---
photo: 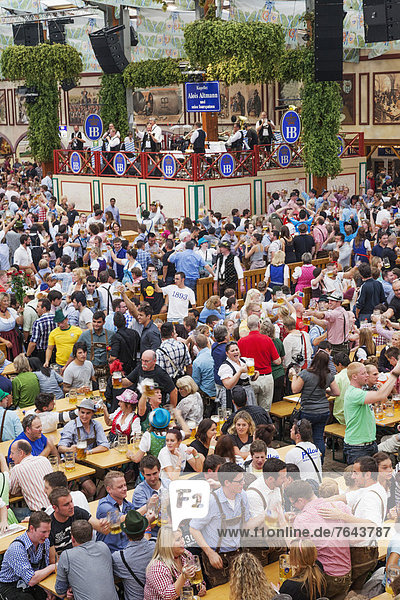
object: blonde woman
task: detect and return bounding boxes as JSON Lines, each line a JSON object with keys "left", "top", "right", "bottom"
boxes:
{"left": 176, "top": 376, "right": 203, "bottom": 426}
{"left": 241, "top": 289, "right": 263, "bottom": 320}
{"left": 280, "top": 539, "right": 326, "bottom": 600}
{"left": 230, "top": 552, "right": 275, "bottom": 600}
{"left": 353, "top": 327, "right": 376, "bottom": 362}
{"left": 89, "top": 247, "right": 107, "bottom": 279}
{"left": 228, "top": 410, "right": 256, "bottom": 459}
{"left": 66, "top": 267, "right": 86, "bottom": 300}
{"left": 199, "top": 295, "right": 225, "bottom": 324}
{"left": 12, "top": 353, "right": 40, "bottom": 408}
{"left": 144, "top": 526, "right": 206, "bottom": 600}
{"left": 264, "top": 250, "right": 290, "bottom": 288}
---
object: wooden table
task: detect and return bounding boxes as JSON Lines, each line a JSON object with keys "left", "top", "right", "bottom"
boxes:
{"left": 277, "top": 445, "right": 294, "bottom": 460}
{"left": 270, "top": 401, "right": 295, "bottom": 440}
{"left": 2, "top": 364, "right": 16, "bottom": 376}
{"left": 0, "top": 524, "right": 28, "bottom": 555}
{"left": 0, "top": 416, "right": 110, "bottom": 455}
{"left": 9, "top": 463, "right": 97, "bottom": 504}
{"left": 79, "top": 445, "right": 133, "bottom": 470}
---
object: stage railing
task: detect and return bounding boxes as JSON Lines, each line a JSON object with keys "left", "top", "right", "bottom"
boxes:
{"left": 54, "top": 133, "right": 364, "bottom": 181}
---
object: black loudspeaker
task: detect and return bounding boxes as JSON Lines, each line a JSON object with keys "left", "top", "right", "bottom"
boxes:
{"left": 363, "top": 0, "right": 400, "bottom": 42}
{"left": 12, "top": 23, "right": 44, "bottom": 46}
{"left": 89, "top": 25, "right": 129, "bottom": 74}
{"left": 314, "top": 0, "right": 343, "bottom": 82}
{"left": 130, "top": 25, "right": 138, "bottom": 47}
{"left": 48, "top": 19, "right": 73, "bottom": 45}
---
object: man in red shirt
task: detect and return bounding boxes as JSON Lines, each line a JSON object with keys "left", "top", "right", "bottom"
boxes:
{"left": 238, "top": 314, "right": 281, "bottom": 410}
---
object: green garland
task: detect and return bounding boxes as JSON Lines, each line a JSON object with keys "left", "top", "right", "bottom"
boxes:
{"left": 301, "top": 78, "right": 342, "bottom": 178}
{"left": 123, "top": 58, "right": 184, "bottom": 90}
{"left": 185, "top": 20, "right": 285, "bottom": 84}
{"left": 1, "top": 44, "right": 82, "bottom": 163}
{"left": 100, "top": 74, "right": 129, "bottom": 138}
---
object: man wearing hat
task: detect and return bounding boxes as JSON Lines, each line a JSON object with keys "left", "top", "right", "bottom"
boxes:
{"left": 214, "top": 241, "right": 244, "bottom": 296}
{"left": 112, "top": 510, "right": 155, "bottom": 600}
{"left": 44, "top": 309, "right": 82, "bottom": 368}
{"left": 306, "top": 291, "right": 350, "bottom": 357}
{"left": 58, "top": 399, "right": 109, "bottom": 498}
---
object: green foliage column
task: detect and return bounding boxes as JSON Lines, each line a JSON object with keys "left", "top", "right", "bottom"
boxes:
{"left": 1, "top": 44, "right": 82, "bottom": 163}
{"left": 100, "top": 74, "right": 129, "bottom": 138}
{"left": 301, "top": 79, "right": 342, "bottom": 179}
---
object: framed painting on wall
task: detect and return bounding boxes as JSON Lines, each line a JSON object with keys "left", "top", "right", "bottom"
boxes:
{"left": 68, "top": 86, "right": 101, "bottom": 126}
{"left": 374, "top": 73, "right": 400, "bottom": 124}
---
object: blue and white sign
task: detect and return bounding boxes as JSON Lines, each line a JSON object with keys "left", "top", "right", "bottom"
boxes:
{"left": 70, "top": 152, "right": 82, "bottom": 174}
{"left": 162, "top": 154, "right": 177, "bottom": 179}
{"left": 218, "top": 153, "right": 235, "bottom": 178}
{"left": 276, "top": 144, "right": 292, "bottom": 168}
{"left": 84, "top": 114, "right": 103, "bottom": 141}
{"left": 113, "top": 152, "right": 127, "bottom": 176}
{"left": 185, "top": 81, "right": 220, "bottom": 113}
{"left": 337, "top": 135, "right": 345, "bottom": 157}
{"left": 281, "top": 110, "right": 301, "bottom": 144}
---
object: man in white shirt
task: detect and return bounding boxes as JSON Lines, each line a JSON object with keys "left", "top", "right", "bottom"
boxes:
{"left": 160, "top": 272, "right": 196, "bottom": 324}
{"left": 285, "top": 419, "right": 322, "bottom": 483}
{"left": 71, "top": 291, "right": 93, "bottom": 330}
{"left": 44, "top": 470, "right": 91, "bottom": 514}
{"left": 318, "top": 455, "right": 386, "bottom": 592}
{"left": 63, "top": 341, "right": 95, "bottom": 393}
{"left": 41, "top": 173, "right": 53, "bottom": 192}
{"left": 226, "top": 123, "right": 244, "bottom": 150}
{"left": 246, "top": 457, "right": 287, "bottom": 518}
{"left": 13, "top": 233, "right": 36, "bottom": 273}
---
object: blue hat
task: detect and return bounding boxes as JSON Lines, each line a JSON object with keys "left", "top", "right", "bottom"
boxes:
{"left": 198, "top": 237, "right": 208, "bottom": 247}
{"left": 149, "top": 408, "right": 170, "bottom": 429}
{"left": 40, "top": 283, "right": 50, "bottom": 291}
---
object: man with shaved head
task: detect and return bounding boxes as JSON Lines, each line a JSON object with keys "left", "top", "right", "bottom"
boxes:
{"left": 343, "top": 360, "right": 400, "bottom": 464}
{"left": 121, "top": 349, "right": 177, "bottom": 406}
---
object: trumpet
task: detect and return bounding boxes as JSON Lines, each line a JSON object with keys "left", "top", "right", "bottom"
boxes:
{"left": 184, "top": 129, "right": 195, "bottom": 140}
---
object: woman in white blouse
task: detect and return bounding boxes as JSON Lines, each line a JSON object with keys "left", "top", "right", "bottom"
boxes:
{"left": 158, "top": 428, "right": 202, "bottom": 481}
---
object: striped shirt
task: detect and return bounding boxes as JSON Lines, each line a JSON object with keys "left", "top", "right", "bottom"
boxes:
{"left": 30, "top": 312, "right": 55, "bottom": 350}
{"left": 10, "top": 454, "right": 53, "bottom": 510}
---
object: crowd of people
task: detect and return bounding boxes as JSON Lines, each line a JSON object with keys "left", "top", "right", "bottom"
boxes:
{"left": 0, "top": 166, "right": 400, "bottom": 600}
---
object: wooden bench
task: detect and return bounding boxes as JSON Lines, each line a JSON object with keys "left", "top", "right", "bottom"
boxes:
{"left": 270, "top": 401, "right": 295, "bottom": 441}
{"left": 325, "top": 423, "right": 346, "bottom": 462}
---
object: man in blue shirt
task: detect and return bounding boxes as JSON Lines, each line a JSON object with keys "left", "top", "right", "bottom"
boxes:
{"left": 169, "top": 240, "right": 214, "bottom": 293}
{"left": 105, "top": 197, "right": 121, "bottom": 225}
{"left": 192, "top": 334, "right": 216, "bottom": 410}
{"left": 96, "top": 471, "right": 134, "bottom": 552}
{"left": 0, "top": 510, "right": 55, "bottom": 600}
{"left": 8, "top": 414, "right": 57, "bottom": 463}
{"left": 132, "top": 455, "right": 167, "bottom": 538}
{"left": 111, "top": 238, "right": 127, "bottom": 281}
{"left": 211, "top": 325, "right": 229, "bottom": 408}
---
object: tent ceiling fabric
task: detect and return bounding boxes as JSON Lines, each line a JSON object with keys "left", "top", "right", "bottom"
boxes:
{"left": 0, "top": 0, "right": 398, "bottom": 73}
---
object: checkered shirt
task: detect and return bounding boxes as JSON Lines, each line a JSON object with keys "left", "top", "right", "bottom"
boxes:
{"left": 30, "top": 313, "right": 55, "bottom": 350}
{"left": 156, "top": 338, "right": 191, "bottom": 378}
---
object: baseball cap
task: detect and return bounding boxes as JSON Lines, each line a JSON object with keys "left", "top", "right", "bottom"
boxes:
{"left": 326, "top": 291, "right": 343, "bottom": 302}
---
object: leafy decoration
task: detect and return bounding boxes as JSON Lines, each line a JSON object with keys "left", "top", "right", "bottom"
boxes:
{"left": 100, "top": 74, "right": 129, "bottom": 138}
{"left": 0, "top": 44, "right": 82, "bottom": 163}
{"left": 123, "top": 58, "right": 184, "bottom": 89}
